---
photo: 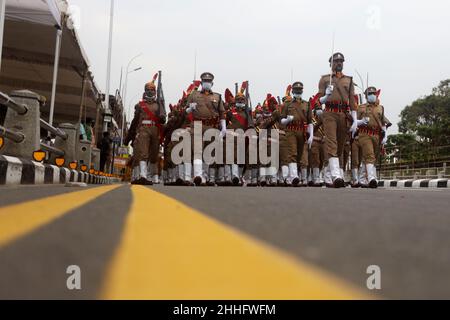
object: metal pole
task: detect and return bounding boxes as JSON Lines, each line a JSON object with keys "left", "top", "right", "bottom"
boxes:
{"left": 121, "top": 70, "right": 128, "bottom": 145}
{"left": 78, "top": 73, "right": 87, "bottom": 123}
{"left": 0, "top": 125, "right": 25, "bottom": 143}
{"left": 0, "top": 0, "right": 6, "bottom": 73}
{"left": 121, "top": 54, "right": 142, "bottom": 145}
{"left": 0, "top": 92, "right": 28, "bottom": 115}
{"left": 104, "top": 0, "right": 114, "bottom": 131}
{"left": 49, "top": 27, "right": 63, "bottom": 127}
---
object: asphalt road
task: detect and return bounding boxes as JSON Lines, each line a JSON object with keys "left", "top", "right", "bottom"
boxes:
{"left": 0, "top": 184, "right": 449, "bottom": 299}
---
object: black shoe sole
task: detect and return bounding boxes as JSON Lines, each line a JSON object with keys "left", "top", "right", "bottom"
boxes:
{"left": 193, "top": 177, "right": 202, "bottom": 186}
{"left": 369, "top": 180, "right": 378, "bottom": 189}
{"left": 333, "top": 179, "right": 345, "bottom": 188}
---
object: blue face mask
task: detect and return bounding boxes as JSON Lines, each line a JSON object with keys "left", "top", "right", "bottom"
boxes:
{"left": 367, "top": 94, "right": 377, "bottom": 104}
{"left": 235, "top": 103, "right": 246, "bottom": 109}
{"left": 293, "top": 93, "right": 302, "bottom": 100}
{"left": 202, "top": 82, "right": 213, "bottom": 91}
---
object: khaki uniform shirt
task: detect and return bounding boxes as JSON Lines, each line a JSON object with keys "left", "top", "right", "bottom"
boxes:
{"left": 358, "top": 103, "right": 386, "bottom": 130}
{"left": 186, "top": 90, "right": 225, "bottom": 120}
{"left": 318, "top": 73, "right": 357, "bottom": 111}
{"left": 281, "top": 99, "right": 312, "bottom": 125}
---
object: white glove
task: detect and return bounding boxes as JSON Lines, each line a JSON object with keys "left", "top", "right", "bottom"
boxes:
{"left": 319, "top": 85, "right": 334, "bottom": 104}
{"left": 357, "top": 118, "right": 369, "bottom": 127}
{"left": 325, "top": 85, "right": 334, "bottom": 96}
{"left": 220, "top": 119, "right": 227, "bottom": 138}
{"left": 315, "top": 109, "right": 323, "bottom": 117}
{"left": 186, "top": 102, "right": 197, "bottom": 114}
{"left": 349, "top": 111, "right": 358, "bottom": 138}
{"left": 307, "top": 123, "right": 314, "bottom": 149}
{"left": 381, "top": 126, "right": 388, "bottom": 145}
{"left": 280, "top": 115, "right": 294, "bottom": 126}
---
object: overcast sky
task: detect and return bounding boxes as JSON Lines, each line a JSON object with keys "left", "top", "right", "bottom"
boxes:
{"left": 68, "top": 0, "right": 450, "bottom": 133}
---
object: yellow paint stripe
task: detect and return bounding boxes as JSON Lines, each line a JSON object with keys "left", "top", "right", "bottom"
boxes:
{"left": 0, "top": 185, "right": 120, "bottom": 248}
{"left": 101, "top": 185, "right": 368, "bottom": 300}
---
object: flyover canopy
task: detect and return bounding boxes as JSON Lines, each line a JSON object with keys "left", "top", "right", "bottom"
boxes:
{"left": 0, "top": 0, "right": 102, "bottom": 126}
{"left": 4, "top": 0, "right": 61, "bottom": 27}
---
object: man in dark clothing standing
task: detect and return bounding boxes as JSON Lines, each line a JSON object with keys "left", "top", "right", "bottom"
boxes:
{"left": 99, "top": 131, "right": 112, "bottom": 172}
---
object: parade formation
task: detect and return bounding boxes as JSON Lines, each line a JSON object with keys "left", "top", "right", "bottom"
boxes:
{"left": 125, "top": 52, "right": 392, "bottom": 188}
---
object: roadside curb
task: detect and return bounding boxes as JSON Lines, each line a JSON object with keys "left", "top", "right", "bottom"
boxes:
{"left": 0, "top": 155, "right": 121, "bottom": 186}
{"left": 378, "top": 179, "right": 449, "bottom": 189}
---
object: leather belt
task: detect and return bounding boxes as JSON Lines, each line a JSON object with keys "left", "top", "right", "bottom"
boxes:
{"left": 359, "top": 127, "right": 380, "bottom": 136}
{"left": 194, "top": 118, "right": 219, "bottom": 127}
{"left": 325, "top": 102, "right": 350, "bottom": 113}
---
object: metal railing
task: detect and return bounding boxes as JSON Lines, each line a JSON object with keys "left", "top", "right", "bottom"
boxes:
{"left": 40, "top": 142, "right": 65, "bottom": 157}
{"left": 0, "top": 91, "right": 28, "bottom": 115}
{"left": 0, "top": 125, "right": 25, "bottom": 143}
{"left": 40, "top": 119, "right": 68, "bottom": 141}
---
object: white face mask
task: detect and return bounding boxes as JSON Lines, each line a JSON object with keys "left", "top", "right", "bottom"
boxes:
{"left": 367, "top": 94, "right": 377, "bottom": 104}
{"left": 293, "top": 93, "right": 302, "bottom": 100}
{"left": 235, "top": 103, "right": 246, "bottom": 109}
{"left": 202, "top": 82, "right": 213, "bottom": 91}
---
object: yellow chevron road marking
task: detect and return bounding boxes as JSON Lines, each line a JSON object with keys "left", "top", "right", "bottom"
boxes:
{"left": 0, "top": 185, "right": 120, "bottom": 248}
{"left": 101, "top": 185, "right": 367, "bottom": 300}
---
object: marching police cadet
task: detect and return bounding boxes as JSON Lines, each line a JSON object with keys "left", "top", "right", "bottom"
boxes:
{"left": 247, "top": 104, "right": 263, "bottom": 186}
{"left": 186, "top": 72, "right": 226, "bottom": 186}
{"left": 163, "top": 102, "right": 186, "bottom": 186}
{"left": 280, "top": 82, "right": 314, "bottom": 186}
{"left": 357, "top": 86, "right": 389, "bottom": 188}
{"left": 217, "top": 88, "right": 236, "bottom": 186}
{"left": 224, "top": 82, "right": 254, "bottom": 186}
{"left": 125, "top": 73, "right": 167, "bottom": 185}
{"left": 318, "top": 52, "right": 358, "bottom": 188}
{"left": 308, "top": 94, "right": 326, "bottom": 187}
{"left": 172, "top": 82, "right": 201, "bottom": 186}
{"left": 279, "top": 86, "right": 293, "bottom": 185}
{"left": 255, "top": 94, "right": 280, "bottom": 186}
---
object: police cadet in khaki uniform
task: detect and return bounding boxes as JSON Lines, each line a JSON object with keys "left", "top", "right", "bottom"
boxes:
{"left": 357, "top": 86, "right": 389, "bottom": 188}
{"left": 279, "top": 86, "right": 293, "bottom": 185}
{"left": 255, "top": 95, "right": 280, "bottom": 186}
{"left": 125, "top": 74, "right": 166, "bottom": 185}
{"left": 318, "top": 53, "right": 358, "bottom": 188}
{"left": 186, "top": 72, "right": 226, "bottom": 186}
{"left": 280, "top": 82, "right": 314, "bottom": 186}
{"left": 224, "top": 82, "right": 254, "bottom": 186}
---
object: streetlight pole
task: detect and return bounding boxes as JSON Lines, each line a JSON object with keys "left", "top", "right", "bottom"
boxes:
{"left": 104, "top": 0, "right": 114, "bottom": 132}
{"left": 120, "top": 67, "right": 141, "bottom": 145}
{"left": 121, "top": 53, "right": 142, "bottom": 145}
{"left": 0, "top": 0, "right": 6, "bottom": 73}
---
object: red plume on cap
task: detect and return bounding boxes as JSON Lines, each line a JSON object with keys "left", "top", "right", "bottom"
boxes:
{"left": 285, "top": 85, "right": 292, "bottom": 97}
{"left": 240, "top": 81, "right": 248, "bottom": 94}
{"left": 193, "top": 80, "right": 201, "bottom": 89}
{"left": 145, "top": 73, "right": 159, "bottom": 89}
{"left": 310, "top": 93, "right": 321, "bottom": 110}
{"left": 169, "top": 104, "right": 173, "bottom": 111}
{"left": 376, "top": 89, "right": 381, "bottom": 98}
{"left": 225, "top": 88, "right": 235, "bottom": 104}
{"left": 182, "top": 91, "right": 187, "bottom": 99}
{"left": 354, "top": 94, "right": 360, "bottom": 105}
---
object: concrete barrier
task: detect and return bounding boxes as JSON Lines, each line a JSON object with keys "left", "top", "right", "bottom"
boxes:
{"left": 0, "top": 155, "right": 121, "bottom": 186}
{"left": 379, "top": 179, "right": 449, "bottom": 189}
{"left": 0, "top": 90, "right": 40, "bottom": 159}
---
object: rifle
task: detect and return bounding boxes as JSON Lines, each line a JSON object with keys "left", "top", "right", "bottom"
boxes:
{"left": 157, "top": 70, "right": 166, "bottom": 119}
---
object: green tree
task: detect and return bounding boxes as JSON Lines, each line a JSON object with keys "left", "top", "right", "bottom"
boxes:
{"left": 398, "top": 80, "right": 450, "bottom": 147}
